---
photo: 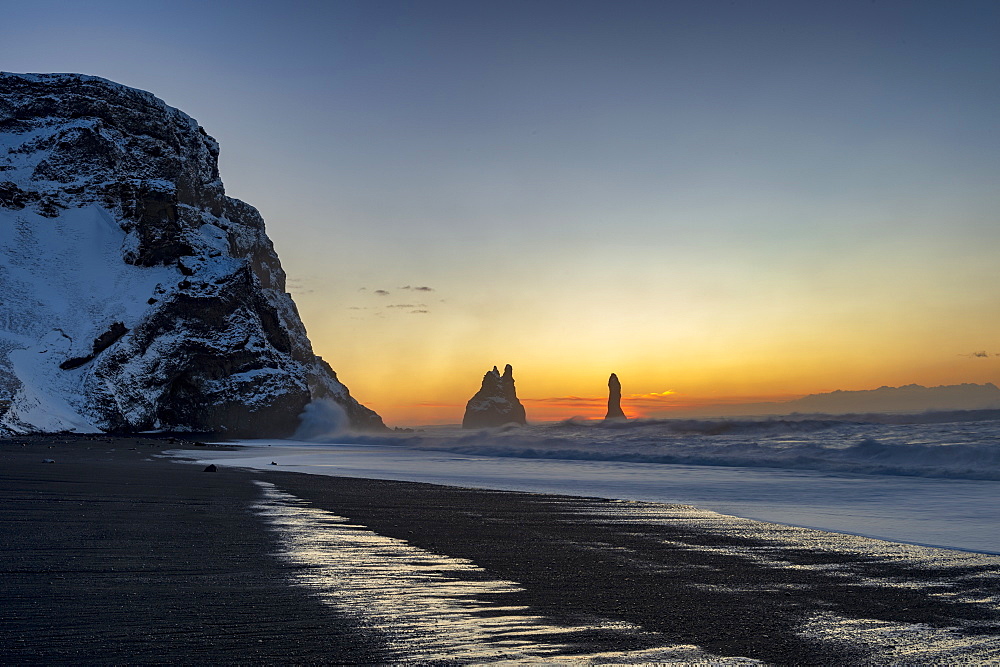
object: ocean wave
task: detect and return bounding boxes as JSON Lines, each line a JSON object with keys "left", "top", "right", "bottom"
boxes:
{"left": 311, "top": 414, "right": 1000, "bottom": 481}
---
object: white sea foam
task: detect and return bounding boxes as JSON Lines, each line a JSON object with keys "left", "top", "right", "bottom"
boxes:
{"left": 337, "top": 415, "right": 1000, "bottom": 481}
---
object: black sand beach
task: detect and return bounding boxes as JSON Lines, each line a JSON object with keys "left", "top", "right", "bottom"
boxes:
{"left": 3, "top": 435, "right": 1000, "bottom": 664}
{"left": 0, "top": 435, "right": 382, "bottom": 663}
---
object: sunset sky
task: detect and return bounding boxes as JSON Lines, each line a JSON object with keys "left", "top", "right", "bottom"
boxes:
{"left": 3, "top": 0, "right": 999, "bottom": 425}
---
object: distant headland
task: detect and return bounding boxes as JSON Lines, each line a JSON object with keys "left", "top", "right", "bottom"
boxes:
{"left": 649, "top": 383, "right": 1000, "bottom": 419}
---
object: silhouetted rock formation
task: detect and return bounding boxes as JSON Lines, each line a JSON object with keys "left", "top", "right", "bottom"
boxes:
{"left": 605, "top": 373, "right": 627, "bottom": 420}
{"left": 462, "top": 364, "right": 527, "bottom": 428}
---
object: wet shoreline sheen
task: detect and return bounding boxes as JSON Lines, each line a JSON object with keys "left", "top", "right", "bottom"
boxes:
{"left": 3, "top": 434, "right": 999, "bottom": 663}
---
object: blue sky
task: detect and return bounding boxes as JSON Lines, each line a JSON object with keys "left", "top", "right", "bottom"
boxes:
{"left": 3, "top": 0, "right": 999, "bottom": 423}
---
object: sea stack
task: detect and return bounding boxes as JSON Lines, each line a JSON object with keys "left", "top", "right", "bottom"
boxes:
{"left": 0, "top": 73, "right": 384, "bottom": 436}
{"left": 462, "top": 364, "right": 527, "bottom": 428}
{"left": 605, "top": 373, "right": 627, "bottom": 420}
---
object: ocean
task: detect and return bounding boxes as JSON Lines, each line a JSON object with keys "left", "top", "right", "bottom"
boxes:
{"left": 174, "top": 412, "right": 1000, "bottom": 554}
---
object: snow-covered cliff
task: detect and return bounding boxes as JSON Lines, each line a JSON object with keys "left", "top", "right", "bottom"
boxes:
{"left": 0, "top": 72, "right": 383, "bottom": 435}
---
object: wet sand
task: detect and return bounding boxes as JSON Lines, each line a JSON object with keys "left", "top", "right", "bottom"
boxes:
{"left": 0, "top": 435, "right": 382, "bottom": 663}
{"left": 3, "top": 435, "right": 1000, "bottom": 663}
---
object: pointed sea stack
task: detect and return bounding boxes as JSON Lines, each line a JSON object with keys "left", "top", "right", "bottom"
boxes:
{"left": 462, "top": 364, "right": 527, "bottom": 428}
{"left": 605, "top": 373, "right": 627, "bottom": 420}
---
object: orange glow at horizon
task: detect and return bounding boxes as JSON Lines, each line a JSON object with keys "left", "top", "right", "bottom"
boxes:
{"left": 366, "top": 391, "right": 814, "bottom": 426}
{"left": 299, "top": 237, "right": 1000, "bottom": 430}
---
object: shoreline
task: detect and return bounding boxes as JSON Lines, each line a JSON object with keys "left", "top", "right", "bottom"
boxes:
{"left": 3, "top": 434, "right": 1000, "bottom": 663}
{"left": 177, "top": 436, "right": 1000, "bottom": 555}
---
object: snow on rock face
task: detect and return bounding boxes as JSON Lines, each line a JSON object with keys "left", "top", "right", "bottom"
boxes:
{"left": 462, "top": 364, "right": 527, "bottom": 428}
{"left": 0, "top": 72, "right": 384, "bottom": 435}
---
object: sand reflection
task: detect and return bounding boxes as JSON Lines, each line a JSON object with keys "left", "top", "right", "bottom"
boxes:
{"left": 251, "top": 481, "right": 734, "bottom": 663}
{"left": 577, "top": 500, "right": 1000, "bottom": 662}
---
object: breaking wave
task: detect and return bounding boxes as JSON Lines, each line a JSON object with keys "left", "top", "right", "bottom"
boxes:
{"left": 330, "top": 413, "right": 1000, "bottom": 481}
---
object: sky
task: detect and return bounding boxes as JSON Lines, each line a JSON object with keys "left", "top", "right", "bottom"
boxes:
{"left": 2, "top": 0, "right": 999, "bottom": 425}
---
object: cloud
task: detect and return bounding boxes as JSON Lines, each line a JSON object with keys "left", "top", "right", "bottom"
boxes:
{"left": 401, "top": 285, "right": 434, "bottom": 291}
{"left": 384, "top": 303, "right": 429, "bottom": 312}
{"left": 522, "top": 392, "right": 679, "bottom": 411}
{"left": 374, "top": 289, "right": 390, "bottom": 296}
{"left": 522, "top": 396, "right": 606, "bottom": 408}
{"left": 622, "top": 392, "right": 681, "bottom": 409}
{"left": 962, "top": 351, "right": 996, "bottom": 358}
{"left": 629, "top": 391, "right": 677, "bottom": 399}
{"left": 625, "top": 397, "right": 680, "bottom": 408}
{"left": 285, "top": 278, "right": 315, "bottom": 295}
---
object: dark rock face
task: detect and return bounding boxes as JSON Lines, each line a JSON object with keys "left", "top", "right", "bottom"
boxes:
{"left": 0, "top": 72, "right": 384, "bottom": 436}
{"left": 59, "top": 322, "right": 129, "bottom": 370}
{"left": 605, "top": 373, "right": 627, "bottom": 421}
{"left": 462, "top": 364, "right": 527, "bottom": 428}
